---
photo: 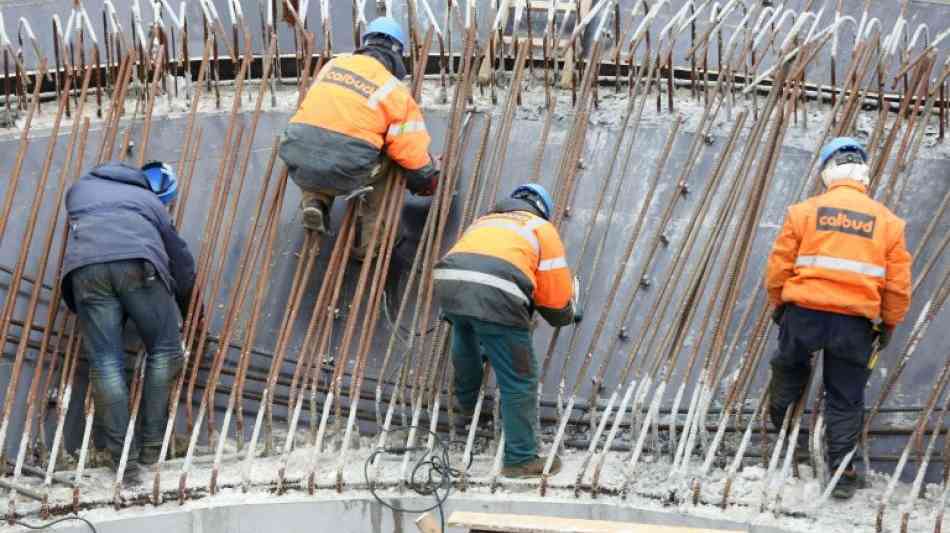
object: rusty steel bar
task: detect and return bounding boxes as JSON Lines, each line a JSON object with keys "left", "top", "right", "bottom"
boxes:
{"left": 177, "top": 119, "right": 251, "bottom": 499}
{"left": 182, "top": 44, "right": 254, "bottom": 428}
{"left": 0, "top": 70, "right": 79, "bottom": 465}
{"left": 862, "top": 268, "right": 950, "bottom": 471}
{"left": 387, "top": 27, "right": 479, "bottom": 480}
{"left": 135, "top": 44, "right": 166, "bottom": 166}
{"left": 208, "top": 148, "right": 283, "bottom": 495}
{"left": 174, "top": 35, "right": 213, "bottom": 180}
{"left": 183, "top": 121, "right": 247, "bottom": 431}
{"left": 0, "top": 59, "right": 46, "bottom": 249}
{"left": 294, "top": 209, "right": 359, "bottom": 491}
{"left": 204, "top": 37, "right": 279, "bottom": 438}
{"left": 237, "top": 176, "right": 291, "bottom": 495}
{"left": 334, "top": 178, "right": 407, "bottom": 490}
{"left": 8, "top": 112, "right": 90, "bottom": 517}
{"left": 539, "top": 114, "right": 683, "bottom": 496}
{"left": 36, "top": 320, "right": 81, "bottom": 520}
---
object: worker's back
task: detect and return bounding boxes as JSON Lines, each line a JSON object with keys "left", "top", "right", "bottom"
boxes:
{"left": 292, "top": 54, "right": 394, "bottom": 150}
{"left": 281, "top": 54, "right": 432, "bottom": 195}
{"left": 434, "top": 198, "right": 573, "bottom": 329}
{"left": 63, "top": 162, "right": 196, "bottom": 314}
{"left": 766, "top": 179, "right": 912, "bottom": 325}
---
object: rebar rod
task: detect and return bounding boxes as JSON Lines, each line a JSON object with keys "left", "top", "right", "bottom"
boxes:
{"left": 208, "top": 156, "right": 284, "bottom": 496}
{"left": 540, "top": 115, "right": 683, "bottom": 496}
{"left": 862, "top": 267, "right": 950, "bottom": 471}
{"left": 9, "top": 111, "right": 90, "bottom": 517}
{"left": 0, "top": 71, "right": 77, "bottom": 465}
{"left": 0, "top": 60, "right": 46, "bottom": 249}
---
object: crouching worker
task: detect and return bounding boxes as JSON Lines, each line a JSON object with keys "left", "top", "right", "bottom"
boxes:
{"left": 764, "top": 137, "right": 912, "bottom": 500}
{"left": 279, "top": 16, "right": 439, "bottom": 259}
{"left": 433, "top": 184, "right": 582, "bottom": 478}
{"left": 62, "top": 161, "right": 196, "bottom": 479}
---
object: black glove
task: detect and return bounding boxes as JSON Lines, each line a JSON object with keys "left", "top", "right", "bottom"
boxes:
{"left": 874, "top": 324, "right": 894, "bottom": 350}
{"left": 771, "top": 304, "right": 785, "bottom": 326}
{"left": 409, "top": 163, "right": 440, "bottom": 197}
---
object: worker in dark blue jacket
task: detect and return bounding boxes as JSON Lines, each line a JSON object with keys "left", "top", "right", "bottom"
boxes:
{"left": 62, "top": 161, "right": 196, "bottom": 475}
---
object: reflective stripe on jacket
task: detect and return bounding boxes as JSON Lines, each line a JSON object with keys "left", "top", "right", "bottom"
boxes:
{"left": 765, "top": 180, "right": 912, "bottom": 326}
{"left": 281, "top": 53, "right": 435, "bottom": 194}
{"left": 434, "top": 198, "right": 574, "bottom": 329}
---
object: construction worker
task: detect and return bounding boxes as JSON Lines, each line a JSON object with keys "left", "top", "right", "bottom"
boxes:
{"left": 433, "top": 184, "right": 581, "bottom": 478}
{"left": 279, "top": 16, "right": 439, "bottom": 258}
{"left": 62, "top": 161, "right": 196, "bottom": 479}
{"left": 765, "top": 137, "right": 912, "bottom": 500}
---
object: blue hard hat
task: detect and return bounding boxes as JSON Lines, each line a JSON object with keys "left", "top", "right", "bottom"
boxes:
{"left": 365, "top": 17, "right": 408, "bottom": 51}
{"left": 819, "top": 137, "right": 868, "bottom": 169}
{"left": 141, "top": 161, "right": 179, "bottom": 205}
{"left": 511, "top": 183, "right": 554, "bottom": 220}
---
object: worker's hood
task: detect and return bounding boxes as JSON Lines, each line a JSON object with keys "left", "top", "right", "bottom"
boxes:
{"left": 355, "top": 44, "right": 408, "bottom": 80}
{"left": 492, "top": 197, "right": 547, "bottom": 220}
{"left": 87, "top": 161, "right": 153, "bottom": 192}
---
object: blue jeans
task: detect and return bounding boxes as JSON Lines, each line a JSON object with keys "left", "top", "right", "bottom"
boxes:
{"left": 71, "top": 259, "right": 184, "bottom": 460}
{"left": 446, "top": 314, "right": 538, "bottom": 467}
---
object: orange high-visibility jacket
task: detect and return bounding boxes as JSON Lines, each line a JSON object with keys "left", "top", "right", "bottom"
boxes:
{"left": 280, "top": 53, "right": 436, "bottom": 193}
{"left": 765, "top": 180, "right": 912, "bottom": 326}
{"left": 434, "top": 199, "right": 575, "bottom": 329}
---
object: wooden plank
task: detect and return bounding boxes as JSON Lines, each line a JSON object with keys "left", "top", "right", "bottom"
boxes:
{"left": 528, "top": 1, "right": 577, "bottom": 10}
{"left": 448, "top": 511, "right": 744, "bottom": 533}
{"left": 502, "top": 36, "right": 570, "bottom": 48}
{"left": 415, "top": 512, "right": 442, "bottom": 533}
{"left": 558, "top": 0, "right": 592, "bottom": 88}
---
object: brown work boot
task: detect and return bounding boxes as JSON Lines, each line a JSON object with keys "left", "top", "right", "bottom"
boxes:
{"left": 300, "top": 192, "right": 329, "bottom": 233}
{"left": 501, "top": 455, "right": 561, "bottom": 479}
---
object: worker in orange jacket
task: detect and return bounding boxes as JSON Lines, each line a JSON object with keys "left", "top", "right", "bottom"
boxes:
{"left": 279, "top": 17, "right": 439, "bottom": 258}
{"left": 434, "top": 184, "right": 581, "bottom": 478}
{"left": 764, "top": 137, "right": 912, "bottom": 500}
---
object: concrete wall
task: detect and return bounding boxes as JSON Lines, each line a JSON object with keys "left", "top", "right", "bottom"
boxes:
{"left": 0, "top": 86, "right": 946, "bottom": 478}
{"left": 40, "top": 494, "right": 797, "bottom": 533}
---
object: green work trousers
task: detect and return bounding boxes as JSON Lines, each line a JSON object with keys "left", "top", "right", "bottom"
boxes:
{"left": 446, "top": 313, "right": 538, "bottom": 467}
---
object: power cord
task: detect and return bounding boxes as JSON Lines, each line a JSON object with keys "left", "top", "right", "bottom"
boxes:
{"left": 381, "top": 285, "right": 438, "bottom": 344}
{"left": 364, "top": 426, "right": 472, "bottom": 533}
{"left": 14, "top": 516, "right": 97, "bottom": 532}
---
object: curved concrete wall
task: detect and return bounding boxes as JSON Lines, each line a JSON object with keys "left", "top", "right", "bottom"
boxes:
{"left": 40, "top": 494, "right": 797, "bottom": 533}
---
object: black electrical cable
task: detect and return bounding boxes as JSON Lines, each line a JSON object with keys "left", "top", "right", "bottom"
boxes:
{"left": 14, "top": 516, "right": 97, "bottom": 533}
{"left": 381, "top": 291, "right": 438, "bottom": 343}
{"left": 364, "top": 426, "right": 472, "bottom": 533}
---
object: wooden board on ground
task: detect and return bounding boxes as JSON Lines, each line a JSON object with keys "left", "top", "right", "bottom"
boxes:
{"left": 447, "top": 511, "right": 745, "bottom": 533}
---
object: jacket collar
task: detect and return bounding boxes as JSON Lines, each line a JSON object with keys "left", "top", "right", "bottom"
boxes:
{"left": 354, "top": 45, "right": 408, "bottom": 80}
{"left": 492, "top": 197, "right": 547, "bottom": 219}
{"left": 88, "top": 161, "right": 152, "bottom": 191}
{"left": 827, "top": 179, "right": 868, "bottom": 194}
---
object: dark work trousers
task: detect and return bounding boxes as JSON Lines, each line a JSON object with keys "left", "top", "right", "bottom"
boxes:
{"left": 768, "top": 304, "right": 875, "bottom": 469}
{"left": 445, "top": 313, "right": 538, "bottom": 467}
{"left": 70, "top": 259, "right": 184, "bottom": 462}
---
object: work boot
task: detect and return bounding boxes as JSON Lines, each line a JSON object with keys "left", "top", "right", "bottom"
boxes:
{"left": 831, "top": 467, "right": 867, "bottom": 500}
{"left": 300, "top": 194, "right": 329, "bottom": 233}
{"left": 105, "top": 454, "right": 142, "bottom": 486}
{"left": 501, "top": 455, "right": 562, "bottom": 479}
{"left": 138, "top": 445, "right": 161, "bottom": 466}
